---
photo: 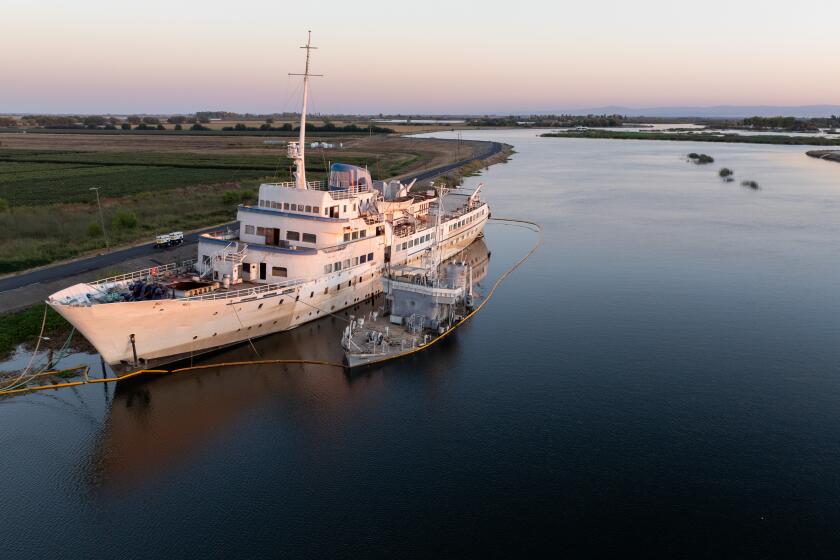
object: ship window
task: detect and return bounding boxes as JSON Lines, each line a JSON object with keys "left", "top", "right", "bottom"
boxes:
{"left": 324, "top": 264, "right": 332, "bottom": 274}
{"left": 245, "top": 225, "right": 255, "bottom": 235}
{"left": 290, "top": 203, "right": 298, "bottom": 211}
{"left": 284, "top": 202, "right": 290, "bottom": 210}
{"left": 305, "top": 205, "right": 312, "bottom": 213}
{"left": 343, "top": 259, "right": 351, "bottom": 269}
{"left": 401, "top": 242, "right": 407, "bottom": 250}
{"left": 313, "top": 206, "right": 319, "bottom": 214}
{"left": 334, "top": 261, "right": 342, "bottom": 271}
{"left": 353, "top": 257, "right": 359, "bottom": 266}
{"left": 272, "top": 201, "right": 280, "bottom": 209}
{"left": 202, "top": 255, "right": 211, "bottom": 265}
{"left": 359, "top": 229, "right": 366, "bottom": 238}
{"left": 343, "top": 233, "right": 351, "bottom": 242}
{"left": 302, "top": 233, "right": 316, "bottom": 243}
{"left": 367, "top": 252, "right": 373, "bottom": 261}
{"left": 360, "top": 254, "right": 367, "bottom": 263}
{"left": 343, "top": 205, "right": 347, "bottom": 213}
{"left": 257, "top": 226, "right": 266, "bottom": 236}
{"left": 286, "top": 231, "right": 300, "bottom": 241}
{"left": 352, "top": 231, "right": 359, "bottom": 240}
{"left": 272, "top": 267, "right": 287, "bottom": 277}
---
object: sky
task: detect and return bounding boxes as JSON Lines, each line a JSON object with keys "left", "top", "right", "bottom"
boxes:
{"left": 2, "top": 0, "right": 839, "bottom": 115}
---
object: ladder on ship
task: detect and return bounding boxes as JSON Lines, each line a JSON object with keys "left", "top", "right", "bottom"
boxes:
{"left": 200, "top": 242, "right": 248, "bottom": 278}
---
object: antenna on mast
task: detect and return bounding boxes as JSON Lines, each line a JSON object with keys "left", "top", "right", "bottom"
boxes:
{"left": 287, "top": 31, "right": 323, "bottom": 189}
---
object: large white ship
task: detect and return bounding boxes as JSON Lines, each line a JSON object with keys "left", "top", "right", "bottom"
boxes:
{"left": 47, "top": 33, "right": 490, "bottom": 367}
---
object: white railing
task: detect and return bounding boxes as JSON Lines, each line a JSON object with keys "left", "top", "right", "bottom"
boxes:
{"left": 384, "top": 278, "right": 463, "bottom": 299}
{"left": 91, "top": 261, "right": 193, "bottom": 286}
{"left": 182, "top": 278, "right": 307, "bottom": 301}
{"left": 264, "top": 180, "right": 371, "bottom": 200}
{"left": 264, "top": 180, "right": 324, "bottom": 189}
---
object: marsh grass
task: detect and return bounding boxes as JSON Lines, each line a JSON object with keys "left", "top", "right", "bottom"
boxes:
{"left": 0, "top": 305, "right": 69, "bottom": 358}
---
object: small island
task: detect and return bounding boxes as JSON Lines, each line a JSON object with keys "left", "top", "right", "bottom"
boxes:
{"left": 687, "top": 153, "right": 714, "bottom": 164}
{"left": 806, "top": 150, "right": 840, "bottom": 164}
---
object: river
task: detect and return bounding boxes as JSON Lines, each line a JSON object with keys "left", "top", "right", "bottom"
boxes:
{"left": 3, "top": 129, "right": 840, "bottom": 557}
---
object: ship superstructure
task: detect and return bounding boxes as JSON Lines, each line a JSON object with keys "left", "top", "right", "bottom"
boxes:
{"left": 47, "top": 33, "right": 489, "bottom": 367}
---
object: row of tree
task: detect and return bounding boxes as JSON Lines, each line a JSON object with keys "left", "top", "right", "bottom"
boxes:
{"left": 221, "top": 122, "right": 393, "bottom": 133}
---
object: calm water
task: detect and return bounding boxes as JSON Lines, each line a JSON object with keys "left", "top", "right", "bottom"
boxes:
{"left": 4, "top": 130, "right": 840, "bottom": 558}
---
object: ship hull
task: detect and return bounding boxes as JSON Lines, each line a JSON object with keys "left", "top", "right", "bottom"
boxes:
{"left": 49, "top": 224, "right": 484, "bottom": 366}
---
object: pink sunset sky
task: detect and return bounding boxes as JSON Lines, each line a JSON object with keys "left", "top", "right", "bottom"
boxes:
{"left": 2, "top": 0, "right": 839, "bottom": 114}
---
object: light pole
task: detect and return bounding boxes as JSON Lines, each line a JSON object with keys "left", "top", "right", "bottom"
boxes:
{"left": 90, "top": 187, "right": 109, "bottom": 249}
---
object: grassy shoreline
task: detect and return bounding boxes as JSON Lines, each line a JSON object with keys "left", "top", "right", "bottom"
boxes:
{"left": 541, "top": 130, "right": 840, "bottom": 146}
{"left": 0, "top": 305, "right": 74, "bottom": 359}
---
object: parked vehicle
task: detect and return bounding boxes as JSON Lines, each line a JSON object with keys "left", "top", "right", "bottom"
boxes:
{"left": 155, "top": 231, "right": 184, "bottom": 248}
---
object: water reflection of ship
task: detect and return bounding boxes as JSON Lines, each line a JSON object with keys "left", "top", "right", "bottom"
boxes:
{"left": 89, "top": 239, "right": 491, "bottom": 490}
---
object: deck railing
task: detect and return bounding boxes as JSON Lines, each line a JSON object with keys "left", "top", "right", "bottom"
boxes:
{"left": 90, "top": 261, "right": 194, "bottom": 286}
{"left": 263, "top": 180, "right": 370, "bottom": 200}
{"left": 182, "top": 278, "right": 307, "bottom": 301}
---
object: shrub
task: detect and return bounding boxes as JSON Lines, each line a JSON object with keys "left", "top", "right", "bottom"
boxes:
{"left": 719, "top": 168, "right": 733, "bottom": 178}
{"left": 87, "top": 222, "right": 103, "bottom": 237}
{"left": 174, "top": 124, "right": 182, "bottom": 131}
{"left": 112, "top": 209, "right": 138, "bottom": 229}
{"left": 741, "top": 180, "right": 760, "bottom": 190}
{"left": 0, "top": 198, "right": 9, "bottom": 213}
{"left": 222, "top": 189, "right": 257, "bottom": 205}
{"left": 222, "top": 191, "right": 241, "bottom": 204}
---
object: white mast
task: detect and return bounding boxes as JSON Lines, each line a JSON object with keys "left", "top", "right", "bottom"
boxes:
{"left": 288, "top": 31, "right": 322, "bottom": 189}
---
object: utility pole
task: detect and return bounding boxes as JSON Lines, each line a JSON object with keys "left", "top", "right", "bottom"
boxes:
{"left": 90, "top": 187, "right": 109, "bottom": 249}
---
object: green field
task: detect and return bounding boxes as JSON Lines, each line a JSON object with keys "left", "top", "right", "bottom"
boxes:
{"left": 0, "top": 148, "right": 420, "bottom": 273}
{"left": 0, "top": 150, "right": 405, "bottom": 205}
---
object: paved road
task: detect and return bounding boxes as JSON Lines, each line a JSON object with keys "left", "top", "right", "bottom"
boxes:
{"left": 0, "top": 139, "right": 503, "bottom": 295}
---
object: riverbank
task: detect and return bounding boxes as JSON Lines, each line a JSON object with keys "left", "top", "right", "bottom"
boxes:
{"left": 541, "top": 129, "right": 840, "bottom": 146}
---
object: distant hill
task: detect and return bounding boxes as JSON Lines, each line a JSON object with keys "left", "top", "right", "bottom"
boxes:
{"left": 558, "top": 105, "right": 840, "bottom": 118}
